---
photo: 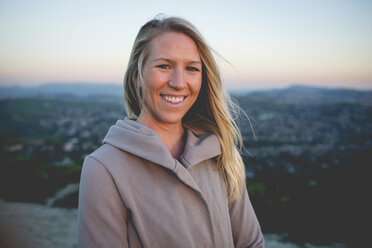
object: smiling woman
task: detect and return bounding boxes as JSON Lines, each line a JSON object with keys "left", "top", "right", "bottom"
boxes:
{"left": 78, "top": 15, "right": 264, "bottom": 248}
{"left": 138, "top": 32, "right": 202, "bottom": 143}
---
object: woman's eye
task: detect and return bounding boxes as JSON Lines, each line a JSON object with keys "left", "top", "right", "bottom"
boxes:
{"left": 156, "top": 64, "right": 171, "bottom": 69}
{"left": 187, "top": 66, "right": 200, "bottom": 72}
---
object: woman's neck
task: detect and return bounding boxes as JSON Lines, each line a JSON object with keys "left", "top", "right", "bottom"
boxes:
{"left": 161, "top": 128, "right": 186, "bottom": 161}
{"left": 137, "top": 115, "right": 186, "bottom": 160}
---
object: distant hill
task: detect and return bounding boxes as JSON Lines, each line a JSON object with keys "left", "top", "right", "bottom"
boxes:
{"left": 0, "top": 83, "right": 124, "bottom": 98}
{"left": 244, "top": 85, "right": 372, "bottom": 105}
{"left": 1, "top": 83, "right": 371, "bottom": 105}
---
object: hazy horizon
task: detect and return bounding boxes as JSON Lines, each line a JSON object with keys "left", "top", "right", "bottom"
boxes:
{"left": 2, "top": 81, "right": 371, "bottom": 93}
{"left": 1, "top": 0, "right": 371, "bottom": 90}
{"left": 1, "top": 80, "right": 372, "bottom": 91}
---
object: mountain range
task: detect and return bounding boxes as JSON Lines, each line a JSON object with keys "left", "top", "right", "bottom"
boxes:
{"left": 0, "top": 83, "right": 371, "bottom": 105}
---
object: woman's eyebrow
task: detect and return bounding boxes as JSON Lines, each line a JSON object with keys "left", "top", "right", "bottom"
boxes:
{"left": 153, "top": 58, "right": 174, "bottom": 63}
{"left": 153, "top": 57, "right": 201, "bottom": 64}
{"left": 188, "top": 60, "right": 202, "bottom": 65}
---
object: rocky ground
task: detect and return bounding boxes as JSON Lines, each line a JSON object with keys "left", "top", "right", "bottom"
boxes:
{"left": 0, "top": 199, "right": 346, "bottom": 248}
{"left": 0, "top": 199, "right": 78, "bottom": 248}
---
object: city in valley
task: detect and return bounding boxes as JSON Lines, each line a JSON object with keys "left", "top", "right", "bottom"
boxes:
{"left": 0, "top": 84, "right": 371, "bottom": 247}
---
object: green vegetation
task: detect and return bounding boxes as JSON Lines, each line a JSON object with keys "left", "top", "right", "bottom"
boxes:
{"left": 0, "top": 155, "right": 81, "bottom": 203}
{"left": 246, "top": 148, "right": 370, "bottom": 246}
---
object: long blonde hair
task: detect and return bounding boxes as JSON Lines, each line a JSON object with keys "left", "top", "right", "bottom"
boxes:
{"left": 124, "top": 16, "right": 245, "bottom": 202}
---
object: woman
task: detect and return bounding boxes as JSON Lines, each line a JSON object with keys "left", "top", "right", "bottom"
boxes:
{"left": 78, "top": 16, "right": 264, "bottom": 248}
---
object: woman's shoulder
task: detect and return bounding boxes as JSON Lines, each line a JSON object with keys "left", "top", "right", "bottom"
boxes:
{"left": 82, "top": 143, "right": 134, "bottom": 173}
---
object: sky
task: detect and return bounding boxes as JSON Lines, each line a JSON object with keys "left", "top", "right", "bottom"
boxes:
{"left": 0, "top": 0, "right": 371, "bottom": 90}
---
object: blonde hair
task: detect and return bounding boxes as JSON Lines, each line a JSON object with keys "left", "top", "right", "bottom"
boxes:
{"left": 124, "top": 15, "right": 245, "bottom": 202}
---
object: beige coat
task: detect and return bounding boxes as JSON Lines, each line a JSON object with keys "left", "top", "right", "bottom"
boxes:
{"left": 78, "top": 118, "right": 264, "bottom": 248}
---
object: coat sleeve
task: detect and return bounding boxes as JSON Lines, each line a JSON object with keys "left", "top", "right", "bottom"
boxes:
{"left": 78, "top": 156, "right": 129, "bottom": 248}
{"left": 229, "top": 182, "right": 265, "bottom": 248}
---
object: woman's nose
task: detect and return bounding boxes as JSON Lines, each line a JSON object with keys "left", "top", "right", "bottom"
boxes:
{"left": 168, "top": 68, "right": 186, "bottom": 89}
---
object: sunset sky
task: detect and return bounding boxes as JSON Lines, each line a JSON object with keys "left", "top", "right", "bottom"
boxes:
{"left": 1, "top": 0, "right": 371, "bottom": 90}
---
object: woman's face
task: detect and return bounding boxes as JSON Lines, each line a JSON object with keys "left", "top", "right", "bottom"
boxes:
{"left": 138, "top": 31, "right": 202, "bottom": 127}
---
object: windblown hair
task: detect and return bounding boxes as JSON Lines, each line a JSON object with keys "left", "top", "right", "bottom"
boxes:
{"left": 124, "top": 15, "right": 245, "bottom": 202}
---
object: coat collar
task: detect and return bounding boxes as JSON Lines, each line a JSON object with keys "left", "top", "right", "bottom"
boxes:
{"left": 103, "top": 118, "right": 221, "bottom": 170}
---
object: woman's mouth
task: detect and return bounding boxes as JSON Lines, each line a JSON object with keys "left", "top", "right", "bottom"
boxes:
{"left": 161, "top": 94, "right": 186, "bottom": 104}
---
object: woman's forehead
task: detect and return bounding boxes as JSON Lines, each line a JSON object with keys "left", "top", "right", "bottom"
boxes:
{"left": 147, "top": 32, "right": 201, "bottom": 62}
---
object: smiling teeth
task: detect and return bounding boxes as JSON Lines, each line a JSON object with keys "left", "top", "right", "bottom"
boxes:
{"left": 163, "top": 96, "right": 184, "bottom": 103}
